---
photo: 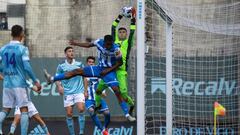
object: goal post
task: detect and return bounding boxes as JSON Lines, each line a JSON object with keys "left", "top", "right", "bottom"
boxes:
{"left": 136, "top": 0, "right": 146, "bottom": 135}
{"left": 137, "top": 0, "right": 173, "bottom": 134}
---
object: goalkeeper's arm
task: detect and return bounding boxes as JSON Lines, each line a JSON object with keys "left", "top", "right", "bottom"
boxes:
{"left": 128, "top": 12, "right": 136, "bottom": 47}
{"left": 112, "top": 14, "right": 123, "bottom": 41}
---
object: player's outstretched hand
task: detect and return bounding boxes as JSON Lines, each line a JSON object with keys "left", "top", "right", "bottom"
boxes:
{"left": 131, "top": 7, "right": 136, "bottom": 18}
{"left": 32, "top": 85, "right": 41, "bottom": 94}
{"left": 69, "top": 40, "right": 79, "bottom": 46}
{"left": 34, "top": 81, "right": 42, "bottom": 92}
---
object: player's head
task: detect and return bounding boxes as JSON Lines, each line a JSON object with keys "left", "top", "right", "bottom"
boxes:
{"left": 118, "top": 27, "right": 127, "bottom": 40}
{"left": 11, "top": 25, "right": 24, "bottom": 41}
{"left": 86, "top": 56, "right": 95, "bottom": 66}
{"left": 64, "top": 46, "right": 74, "bottom": 59}
{"left": 104, "top": 35, "right": 114, "bottom": 50}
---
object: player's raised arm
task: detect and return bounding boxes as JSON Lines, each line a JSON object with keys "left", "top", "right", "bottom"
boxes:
{"left": 128, "top": 7, "right": 136, "bottom": 47}
{"left": 112, "top": 14, "right": 123, "bottom": 41}
{"left": 69, "top": 40, "right": 94, "bottom": 48}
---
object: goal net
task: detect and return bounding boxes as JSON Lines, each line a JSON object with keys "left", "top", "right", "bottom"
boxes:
{"left": 143, "top": 0, "right": 240, "bottom": 134}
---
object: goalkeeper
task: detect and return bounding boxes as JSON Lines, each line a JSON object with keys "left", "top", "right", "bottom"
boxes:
{"left": 96, "top": 7, "right": 136, "bottom": 115}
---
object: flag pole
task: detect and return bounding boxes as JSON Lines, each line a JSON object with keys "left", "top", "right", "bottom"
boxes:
{"left": 214, "top": 109, "right": 217, "bottom": 135}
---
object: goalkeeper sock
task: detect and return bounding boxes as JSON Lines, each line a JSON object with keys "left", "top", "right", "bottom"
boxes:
{"left": 95, "top": 93, "right": 101, "bottom": 107}
{"left": 127, "top": 96, "right": 134, "bottom": 106}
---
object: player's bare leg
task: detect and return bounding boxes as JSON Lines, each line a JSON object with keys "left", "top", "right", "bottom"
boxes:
{"left": 32, "top": 114, "right": 50, "bottom": 135}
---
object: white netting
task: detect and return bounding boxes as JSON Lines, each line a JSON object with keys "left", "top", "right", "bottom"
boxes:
{"left": 145, "top": 0, "right": 240, "bottom": 134}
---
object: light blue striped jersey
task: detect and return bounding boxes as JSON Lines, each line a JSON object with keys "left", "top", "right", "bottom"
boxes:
{"left": 56, "top": 59, "right": 84, "bottom": 95}
{"left": 0, "top": 41, "right": 31, "bottom": 88}
{"left": 93, "top": 39, "right": 122, "bottom": 68}
{"left": 86, "top": 77, "right": 99, "bottom": 100}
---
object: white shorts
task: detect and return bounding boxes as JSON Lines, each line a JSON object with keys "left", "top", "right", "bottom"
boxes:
{"left": 3, "top": 88, "right": 29, "bottom": 108}
{"left": 14, "top": 101, "right": 38, "bottom": 118}
{"left": 64, "top": 93, "right": 85, "bottom": 107}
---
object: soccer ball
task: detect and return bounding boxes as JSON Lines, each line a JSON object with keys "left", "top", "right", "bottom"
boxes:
{"left": 122, "top": 6, "right": 133, "bottom": 18}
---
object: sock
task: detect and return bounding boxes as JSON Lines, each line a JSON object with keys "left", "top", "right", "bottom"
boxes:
{"left": 88, "top": 111, "right": 103, "bottom": 131}
{"left": 120, "top": 101, "right": 129, "bottom": 116}
{"left": 104, "top": 113, "right": 110, "bottom": 129}
{"left": 21, "top": 112, "right": 29, "bottom": 135}
{"left": 78, "top": 113, "right": 85, "bottom": 134}
{"left": 95, "top": 93, "right": 101, "bottom": 107}
{"left": 53, "top": 73, "right": 66, "bottom": 81}
{"left": 10, "top": 124, "right": 16, "bottom": 134}
{"left": 41, "top": 125, "right": 49, "bottom": 134}
{"left": 127, "top": 96, "right": 134, "bottom": 106}
{"left": 66, "top": 117, "right": 75, "bottom": 135}
{"left": 0, "top": 111, "right": 8, "bottom": 134}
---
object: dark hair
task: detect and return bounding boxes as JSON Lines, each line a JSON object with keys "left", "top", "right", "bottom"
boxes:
{"left": 104, "top": 35, "right": 113, "bottom": 42}
{"left": 11, "top": 25, "right": 23, "bottom": 37}
{"left": 118, "top": 27, "right": 127, "bottom": 32}
{"left": 86, "top": 56, "right": 95, "bottom": 62}
{"left": 64, "top": 46, "right": 73, "bottom": 53}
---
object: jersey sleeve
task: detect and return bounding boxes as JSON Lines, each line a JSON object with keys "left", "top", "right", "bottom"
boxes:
{"left": 26, "top": 80, "right": 34, "bottom": 89}
{"left": 0, "top": 48, "right": 3, "bottom": 62}
{"left": 112, "top": 15, "right": 123, "bottom": 41}
{"left": 128, "top": 17, "right": 136, "bottom": 47}
{"left": 22, "top": 47, "right": 30, "bottom": 61}
{"left": 77, "top": 62, "right": 84, "bottom": 68}
{"left": 93, "top": 39, "right": 101, "bottom": 47}
{"left": 55, "top": 65, "right": 63, "bottom": 75}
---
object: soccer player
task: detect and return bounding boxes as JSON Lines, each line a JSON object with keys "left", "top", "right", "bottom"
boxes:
{"left": 55, "top": 46, "right": 85, "bottom": 135}
{"left": 0, "top": 74, "right": 50, "bottom": 135}
{"left": 97, "top": 7, "right": 136, "bottom": 115}
{"left": 84, "top": 56, "right": 110, "bottom": 135}
{"left": 8, "top": 80, "right": 50, "bottom": 135}
{"left": 44, "top": 35, "right": 135, "bottom": 121}
{"left": 0, "top": 25, "right": 41, "bottom": 135}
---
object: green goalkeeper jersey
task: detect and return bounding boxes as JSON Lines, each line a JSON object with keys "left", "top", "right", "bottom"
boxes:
{"left": 112, "top": 16, "right": 136, "bottom": 71}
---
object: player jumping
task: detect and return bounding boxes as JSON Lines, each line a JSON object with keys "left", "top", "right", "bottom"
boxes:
{"left": 97, "top": 6, "right": 136, "bottom": 116}
{"left": 55, "top": 46, "right": 85, "bottom": 135}
{"left": 44, "top": 35, "right": 135, "bottom": 121}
